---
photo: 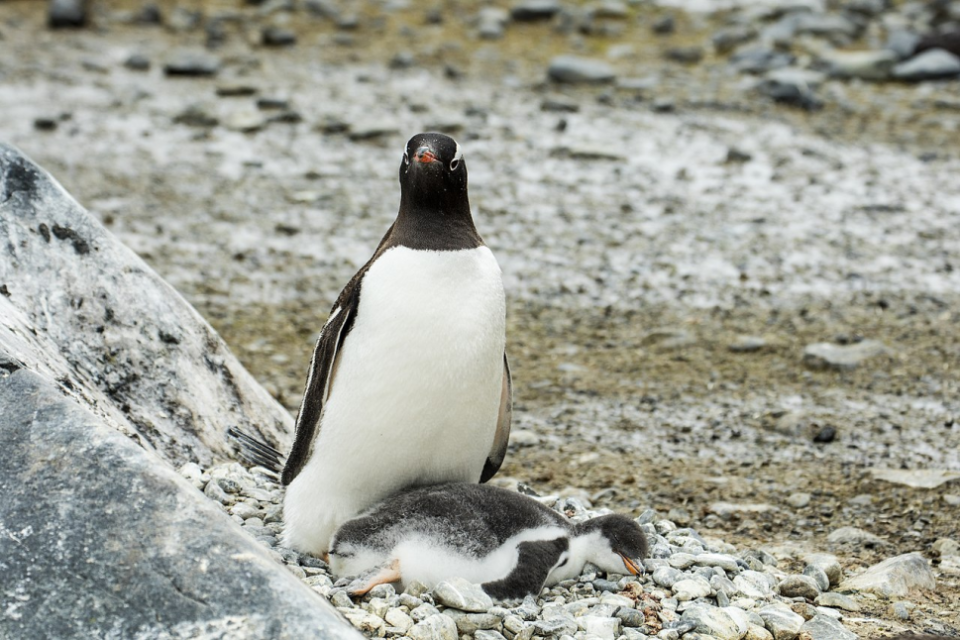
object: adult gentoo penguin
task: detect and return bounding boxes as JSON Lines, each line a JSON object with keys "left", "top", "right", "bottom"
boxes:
{"left": 328, "top": 483, "right": 649, "bottom": 600}
{"left": 282, "top": 133, "right": 512, "bottom": 556}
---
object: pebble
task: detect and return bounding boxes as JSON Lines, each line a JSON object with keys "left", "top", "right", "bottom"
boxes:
{"left": 826, "top": 526, "right": 885, "bottom": 549}
{"left": 49, "top": 0, "right": 87, "bottom": 28}
{"left": 803, "top": 554, "right": 842, "bottom": 587}
{"left": 824, "top": 50, "right": 898, "bottom": 80}
{"left": 547, "top": 56, "right": 616, "bottom": 84}
{"left": 664, "top": 47, "right": 704, "bottom": 64}
{"left": 347, "top": 121, "right": 401, "bottom": 141}
{"left": 681, "top": 605, "right": 744, "bottom": 639}
{"left": 814, "top": 591, "right": 859, "bottom": 612}
{"left": 164, "top": 51, "right": 220, "bottom": 77}
{"left": 475, "top": 631, "right": 508, "bottom": 640}
{"left": 758, "top": 604, "right": 804, "bottom": 640}
{"left": 801, "top": 565, "right": 829, "bottom": 592}
{"left": 261, "top": 26, "right": 296, "bottom": 46}
{"left": 409, "top": 614, "right": 459, "bottom": 640}
{"left": 803, "top": 340, "right": 891, "bottom": 370}
{"left": 478, "top": 7, "right": 509, "bottom": 40}
{"left": 838, "top": 552, "right": 936, "bottom": 598}
{"left": 756, "top": 68, "right": 824, "bottom": 110}
{"left": 432, "top": 577, "right": 493, "bottom": 612}
{"left": 777, "top": 575, "right": 821, "bottom": 600}
{"left": 803, "top": 613, "right": 858, "bottom": 640}
{"left": 893, "top": 48, "right": 960, "bottom": 81}
{"left": 124, "top": 54, "right": 151, "bottom": 71}
{"left": 728, "top": 336, "right": 766, "bottom": 353}
{"left": 731, "top": 47, "right": 795, "bottom": 74}
{"left": 785, "top": 492, "right": 810, "bottom": 509}
{"left": 511, "top": 0, "right": 562, "bottom": 22}
{"left": 672, "top": 577, "right": 712, "bottom": 601}
{"left": 651, "top": 14, "right": 675, "bottom": 34}
{"left": 443, "top": 610, "right": 502, "bottom": 634}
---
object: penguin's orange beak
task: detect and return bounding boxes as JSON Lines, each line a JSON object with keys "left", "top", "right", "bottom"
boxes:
{"left": 619, "top": 554, "right": 642, "bottom": 576}
{"left": 416, "top": 147, "right": 438, "bottom": 163}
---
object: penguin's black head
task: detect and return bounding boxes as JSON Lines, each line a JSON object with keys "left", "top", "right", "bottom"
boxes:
{"left": 399, "top": 132, "right": 467, "bottom": 200}
{"left": 576, "top": 514, "right": 649, "bottom": 576}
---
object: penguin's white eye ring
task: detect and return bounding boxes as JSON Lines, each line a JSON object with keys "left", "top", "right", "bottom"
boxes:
{"left": 449, "top": 158, "right": 460, "bottom": 171}
{"left": 403, "top": 151, "right": 410, "bottom": 165}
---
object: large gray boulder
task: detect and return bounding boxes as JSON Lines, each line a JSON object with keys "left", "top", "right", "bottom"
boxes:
{"left": 0, "top": 142, "right": 291, "bottom": 468}
{"left": 0, "top": 362, "right": 358, "bottom": 639}
{"left": 0, "top": 143, "right": 356, "bottom": 637}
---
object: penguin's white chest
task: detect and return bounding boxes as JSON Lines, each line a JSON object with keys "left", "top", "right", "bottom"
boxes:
{"left": 283, "top": 246, "right": 506, "bottom": 553}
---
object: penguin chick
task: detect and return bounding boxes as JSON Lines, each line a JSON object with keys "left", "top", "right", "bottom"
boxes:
{"left": 328, "top": 483, "right": 649, "bottom": 600}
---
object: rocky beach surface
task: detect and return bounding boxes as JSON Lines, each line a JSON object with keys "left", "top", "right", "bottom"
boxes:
{"left": 1, "top": 0, "right": 959, "bottom": 637}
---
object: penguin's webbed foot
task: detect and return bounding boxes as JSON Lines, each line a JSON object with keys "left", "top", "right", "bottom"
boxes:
{"left": 346, "top": 559, "right": 402, "bottom": 597}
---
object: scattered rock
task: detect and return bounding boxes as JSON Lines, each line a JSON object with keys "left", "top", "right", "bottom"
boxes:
{"left": 163, "top": 51, "right": 221, "bottom": 77}
{"left": 756, "top": 68, "right": 824, "bottom": 110}
{"left": 681, "top": 604, "right": 745, "bottom": 639}
{"left": 216, "top": 83, "right": 259, "bottom": 97}
{"left": 651, "top": 14, "right": 675, "bottom": 34}
{"left": 803, "top": 554, "right": 842, "bottom": 587}
{"left": 124, "top": 53, "right": 151, "bottom": 71}
{"left": 553, "top": 144, "right": 625, "bottom": 161}
{"left": 815, "top": 591, "right": 860, "bottom": 612}
{"left": 885, "top": 29, "right": 921, "bottom": 60}
{"left": 224, "top": 109, "right": 267, "bottom": 132}
{"left": 547, "top": 56, "right": 616, "bottom": 84}
{"left": 729, "top": 335, "right": 766, "bottom": 352}
{"left": 778, "top": 575, "right": 821, "bottom": 600}
{"left": 932, "top": 538, "right": 960, "bottom": 558}
{"left": 709, "top": 502, "right": 775, "bottom": 519}
{"left": 870, "top": 468, "right": 960, "bottom": 489}
{"left": 665, "top": 46, "right": 704, "bottom": 64}
{"left": 511, "top": 0, "right": 562, "bottom": 22}
{"left": 432, "top": 577, "right": 493, "bottom": 613}
{"left": 713, "top": 26, "right": 756, "bottom": 54}
{"left": 672, "top": 577, "right": 712, "bottom": 601}
{"left": 892, "top": 48, "right": 960, "bottom": 81}
{"left": 827, "top": 526, "right": 885, "bottom": 548}
{"left": 824, "top": 50, "right": 898, "bottom": 80}
{"left": 758, "top": 604, "right": 804, "bottom": 640}
{"left": 49, "top": 0, "right": 87, "bottom": 28}
{"left": 478, "top": 7, "right": 509, "bottom": 40}
{"left": 33, "top": 117, "right": 58, "bottom": 131}
{"left": 839, "top": 553, "right": 936, "bottom": 598}
{"left": 800, "top": 614, "right": 858, "bottom": 640}
{"left": 408, "top": 614, "right": 459, "bottom": 640}
{"left": 792, "top": 13, "right": 859, "bottom": 39}
{"left": 261, "top": 26, "right": 297, "bottom": 46}
{"left": 731, "top": 47, "right": 795, "bottom": 74}
{"left": 348, "top": 121, "right": 401, "bottom": 140}
{"left": 785, "top": 492, "right": 811, "bottom": 508}
{"left": 802, "top": 340, "right": 890, "bottom": 370}
{"left": 173, "top": 104, "right": 220, "bottom": 127}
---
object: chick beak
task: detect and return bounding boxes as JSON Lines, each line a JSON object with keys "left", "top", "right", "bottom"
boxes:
{"left": 619, "top": 553, "right": 642, "bottom": 576}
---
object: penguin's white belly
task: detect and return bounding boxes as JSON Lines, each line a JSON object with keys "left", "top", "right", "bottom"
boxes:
{"left": 284, "top": 246, "right": 506, "bottom": 554}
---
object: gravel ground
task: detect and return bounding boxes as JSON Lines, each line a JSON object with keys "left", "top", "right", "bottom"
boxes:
{"left": 1, "top": 0, "right": 959, "bottom": 637}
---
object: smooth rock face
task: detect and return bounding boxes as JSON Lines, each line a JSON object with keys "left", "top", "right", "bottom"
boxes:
{"left": 0, "top": 367, "right": 358, "bottom": 640}
{"left": 778, "top": 575, "right": 821, "bottom": 600}
{"left": 839, "top": 552, "right": 937, "bottom": 598}
{"left": 825, "top": 49, "right": 898, "bottom": 79}
{"left": 547, "top": 56, "right": 617, "bottom": 84}
{"left": 0, "top": 143, "right": 292, "bottom": 468}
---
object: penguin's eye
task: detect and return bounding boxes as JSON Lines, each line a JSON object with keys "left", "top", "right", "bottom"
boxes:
{"left": 449, "top": 158, "right": 460, "bottom": 171}
{"left": 403, "top": 151, "right": 410, "bottom": 165}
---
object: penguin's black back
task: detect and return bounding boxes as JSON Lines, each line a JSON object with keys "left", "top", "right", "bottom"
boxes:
{"left": 331, "top": 484, "right": 569, "bottom": 558}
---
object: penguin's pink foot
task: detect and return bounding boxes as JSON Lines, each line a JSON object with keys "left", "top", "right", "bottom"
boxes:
{"left": 347, "top": 559, "right": 401, "bottom": 597}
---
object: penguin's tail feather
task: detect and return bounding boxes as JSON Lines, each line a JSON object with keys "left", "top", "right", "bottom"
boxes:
{"left": 226, "top": 426, "right": 285, "bottom": 477}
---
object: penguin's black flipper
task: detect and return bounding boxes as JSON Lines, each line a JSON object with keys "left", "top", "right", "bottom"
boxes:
{"left": 480, "top": 354, "right": 512, "bottom": 483}
{"left": 226, "top": 426, "right": 285, "bottom": 476}
{"left": 482, "top": 537, "right": 569, "bottom": 600}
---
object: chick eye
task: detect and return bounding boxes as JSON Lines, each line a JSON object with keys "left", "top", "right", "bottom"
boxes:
{"left": 449, "top": 158, "right": 460, "bottom": 171}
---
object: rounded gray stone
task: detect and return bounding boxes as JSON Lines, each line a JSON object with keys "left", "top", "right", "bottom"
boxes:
{"left": 778, "top": 574, "right": 821, "bottom": 600}
{"left": 547, "top": 56, "right": 616, "bottom": 84}
{"left": 432, "top": 577, "right": 493, "bottom": 612}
